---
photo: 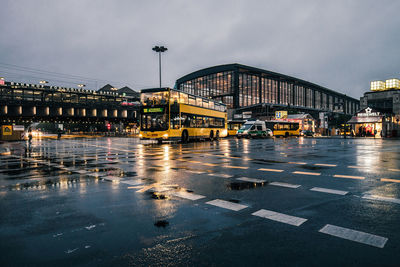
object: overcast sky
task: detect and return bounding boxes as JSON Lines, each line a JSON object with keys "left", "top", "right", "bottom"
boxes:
{"left": 1, "top": 0, "right": 399, "bottom": 98}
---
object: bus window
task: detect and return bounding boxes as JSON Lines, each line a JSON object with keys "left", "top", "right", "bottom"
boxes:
{"left": 196, "top": 97, "right": 203, "bottom": 107}
{"left": 180, "top": 92, "right": 188, "bottom": 104}
{"left": 209, "top": 101, "right": 214, "bottom": 110}
{"left": 203, "top": 99, "right": 209, "bottom": 108}
{"left": 170, "top": 90, "right": 179, "bottom": 104}
{"left": 189, "top": 96, "right": 196, "bottom": 106}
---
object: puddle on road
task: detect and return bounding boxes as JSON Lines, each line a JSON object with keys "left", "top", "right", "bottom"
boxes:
{"left": 228, "top": 181, "right": 266, "bottom": 190}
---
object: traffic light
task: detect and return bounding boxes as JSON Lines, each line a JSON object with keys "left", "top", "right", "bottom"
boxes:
{"left": 106, "top": 123, "right": 111, "bottom": 130}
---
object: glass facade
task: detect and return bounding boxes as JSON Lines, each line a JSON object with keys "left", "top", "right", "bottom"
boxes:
{"left": 179, "top": 71, "right": 234, "bottom": 108}
{"left": 177, "top": 64, "right": 360, "bottom": 115}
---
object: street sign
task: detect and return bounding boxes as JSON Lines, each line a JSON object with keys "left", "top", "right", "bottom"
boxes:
{"left": 2, "top": 125, "right": 12, "bottom": 136}
{"left": 275, "top": 111, "right": 287, "bottom": 119}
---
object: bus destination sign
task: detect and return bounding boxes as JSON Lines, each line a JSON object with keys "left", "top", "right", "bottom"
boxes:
{"left": 143, "top": 107, "right": 164, "bottom": 113}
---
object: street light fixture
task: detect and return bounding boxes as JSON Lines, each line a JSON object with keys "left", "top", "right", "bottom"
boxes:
{"left": 39, "top": 80, "right": 49, "bottom": 84}
{"left": 152, "top": 45, "right": 168, "bottom": 89}
{"left": 77, "top": 84, "right": 86, "bottom": 88}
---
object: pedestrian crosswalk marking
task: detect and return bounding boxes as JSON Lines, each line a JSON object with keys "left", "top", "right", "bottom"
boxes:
{"left": 252, "top": 209, "right": 307, "bottom": 226}
{"left": 206, "top": 199, "right": 248, "bottom": 211}
{"left": 319, "top": 224, "right": 388, "bottom": 248}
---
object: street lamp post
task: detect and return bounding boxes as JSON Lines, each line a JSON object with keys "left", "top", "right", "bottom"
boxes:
{"left": 152, "top": 45, "right": 168, "bottom": 88}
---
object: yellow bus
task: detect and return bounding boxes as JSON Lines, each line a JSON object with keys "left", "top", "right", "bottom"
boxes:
{"left": 139, "top": 87, "right": 227, "bottom": 143}
{"left": 266, "top": 121, "right": 300, "bottom": 137}
{"left": 227, "top": 120, "right": 245, "bottom": 136}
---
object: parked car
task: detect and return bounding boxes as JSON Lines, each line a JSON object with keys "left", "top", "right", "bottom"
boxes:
{"left": 301, "top": 130, "right": 315, "bottom": 137}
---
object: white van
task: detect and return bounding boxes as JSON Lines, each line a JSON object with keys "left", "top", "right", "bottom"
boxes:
{"left": 236, "top": 120, "right": 273, "bottom": 138}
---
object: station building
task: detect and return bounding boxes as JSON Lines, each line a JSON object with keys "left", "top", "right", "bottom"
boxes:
{"left": 176, "top": 64, "right": 360, "bottom": 121}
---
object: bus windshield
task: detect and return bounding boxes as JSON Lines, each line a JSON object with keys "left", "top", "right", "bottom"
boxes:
{"left": 141, "top": 110, "right": 168, "bottom": 131}
{"left": 141, "top": 91, "right": 169, "bottom": 106}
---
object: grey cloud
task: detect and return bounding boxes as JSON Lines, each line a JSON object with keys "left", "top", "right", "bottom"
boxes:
{"left": 1, "top": 0, "right": 399, "bottom": 98}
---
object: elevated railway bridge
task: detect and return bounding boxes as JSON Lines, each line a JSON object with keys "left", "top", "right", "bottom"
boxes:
{"left": 0, "top": 81, "right": 139, "bottom": 127}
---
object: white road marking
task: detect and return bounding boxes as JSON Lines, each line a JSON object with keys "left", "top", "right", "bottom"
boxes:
{"left": 258, "top": 168, "right": 284, "bottom": 172}
{"left": 172, "top": 191, "right": 206, "bottom": 201}
{"left": 252, "top": 209, "right": 307, "bottom": 226}
{"left": 237, "top": 177, "right": 266, "bottom": 183}
{"left": 381, "top": 178, "right": 400, "bottom": 183}
{"left": 207, "top": 173, "right": 232, "bottom": 178}
{"left": 75, "top": 170, "right": 88, "bottom": 174}
{"left": 224, "top": 165, "right": 248, "bottom": 169}
{"left": 388, "top": 168, "right": 400, "bottom": 172}
{"left": 206, "top": 199, "right": 248, "bottom": 211}
{"left": 288, "top": 162, "right": 307, "bottom": 165}
{"left": 269, "top": 182, "right": 301, "bottom": 188}
{"left": 120, "top": 180, "right": 143, "bottom": 186}
{"left": 319, "top": 224, "right": 388, "bottom": 248}
{"left": 333, "top": 174, "right": 364, "bottom": 180}
{"left": 310, "top": 187, "right": 348, "bottom": 195}
{"left": 292, "top": 171, "right": 321, "bottom": 176}
{"left": 348, "top": 166, "right": 369, "bottom": 169}
{"left": 186, "top": 170, "right": 206, "bottom": 174}
{"left": 315, "top": 163, "right": 337, "bottom": 167}
{"left": 103, "top": 176, "right": 121, "bottom": 182}
{"left": 362, "top": 194, "right": 400, "bottom": 205}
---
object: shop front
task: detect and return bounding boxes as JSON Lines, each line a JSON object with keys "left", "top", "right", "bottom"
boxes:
{"left": 347, "top": 107, "right": 384, "bottom": 137}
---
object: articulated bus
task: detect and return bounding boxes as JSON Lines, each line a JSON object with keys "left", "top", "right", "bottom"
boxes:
{"left": 265, "top": 121, "right": 300, "bottom": 137}
{"left": 139, "top": 87, "right": 227, "bottom": 143}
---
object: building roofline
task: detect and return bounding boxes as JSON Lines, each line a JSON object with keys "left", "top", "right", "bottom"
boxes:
{"left": 176, "top": 63, "right": 359, "bottom": 102}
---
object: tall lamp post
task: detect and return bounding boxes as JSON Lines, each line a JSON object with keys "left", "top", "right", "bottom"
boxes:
{"left": 152, "top": 45, "right": 168, "bottom": 88}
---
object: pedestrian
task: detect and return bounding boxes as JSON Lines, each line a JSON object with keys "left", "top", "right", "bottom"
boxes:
{"left": 28, "top": 127, "right": 33, "bottom": 145}
{"left": 57, "top": 128, "right": 62, "bottom": 140}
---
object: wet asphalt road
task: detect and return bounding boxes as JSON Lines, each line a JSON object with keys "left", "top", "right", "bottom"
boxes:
{"left": 1, "top": 137, "right": 400, "bottom": 266}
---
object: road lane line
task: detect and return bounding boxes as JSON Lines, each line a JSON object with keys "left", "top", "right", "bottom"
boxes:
{"left": 348, "top": 166, "right": 369, "bottom": 169}
{"left": 362, "top": 194, "right": 400, "bottom": 204}
{"left": 288, "top": 162, "right": 307, "bottom": 165}
{"left": 186, "top": 170, "right": 206, "bottom": 174}
{"left": 252, "top": 209, "right": 307, "bottom": 226}
{"left": 319, "top": 224, "right": 388, "bottom": 248}
{"left": 388, "top": 168, "right": 400, "bottom": 172}
{"left": 269, "top": 182, "right": 301, "bottom": 188}
{"left": 207, "top": 173, "right": 232, "bottom": 178}
{"left": 224, "top": 165, "right": 248, "bottom": 169}
{"left": 333, "top": 174, "right": 364, "bottom": 180}
{"left": 258, "top": 168, "right": 284, "bottom": 172}
{"left": 310, "top": 187, "right": 348, "bottom": 195}
{"left": 206, "top": 199, "right": 248, "bottom": 211}
{"left": 172, "top": 191, "right": 206, "bottom": 201}
{"left": 136, "top": 184, "right": 157, "bottom": 193}
{"left": 381, "top": 178, "right": 400, "bottom": 183}
{"left": 315, "top": 163, "right": 337, "bottom": 167}
{"left": 102, "top": 176, "right": 121, "bottom": 182}
{"left": 120, "top": 180, "right": 143, "bottom": 186}
{"left": 202, "top": 163, "right": 218, "bottom": 167}
{"left": 237, "top": 177, "right": 266, "bottom": 183}
{"left": 292, "top": 171, "right": 321, "bottom": 176}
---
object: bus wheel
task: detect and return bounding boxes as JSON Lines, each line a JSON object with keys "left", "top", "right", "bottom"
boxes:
{"left": 285, "top": 132, "right": 289, "bottom": 138}
{"left": 181, "top": 130, "right": 189, "bottom": 143}
{"left": 209, "top": 130, "right": 214, "bottom": 140}
{"left": 215, "top": 131, "right": 220, "bottom": 140}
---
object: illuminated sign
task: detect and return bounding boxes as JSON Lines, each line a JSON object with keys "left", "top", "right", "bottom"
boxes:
{"left": 358, "top": 107, "right": 381, "bottom": 117}
{"left": 2, "top": 125, "right": 12, "bottom": 136}
{"left": 143, "top": 108, "right": 164, "bottom": 113}
{"left": 13, "top": 125, "right": 24, "bottom": 131}
{"left": 0, "top": 80, "right": 4, "bottom": 85}
{"left": 275, "top": 111, "right": 288, "bottom": 119}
